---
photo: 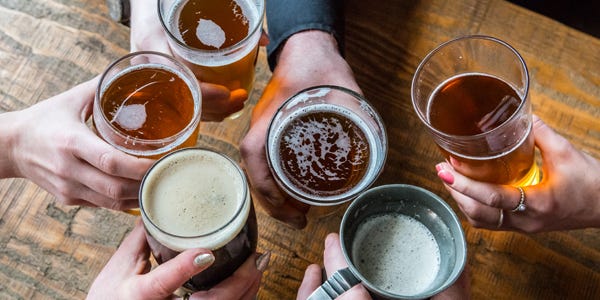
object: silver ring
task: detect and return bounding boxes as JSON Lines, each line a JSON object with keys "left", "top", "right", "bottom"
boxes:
{"left": 512, "top": 187, "right": 527, "bottom": 212}
{"left": 497, "top": 209, "right": 504, "bottom": 228}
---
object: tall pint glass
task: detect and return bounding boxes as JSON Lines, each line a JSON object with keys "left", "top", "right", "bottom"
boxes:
{"left": 411, "top": 35, "right": 540, "bottom": 186}
{"left": 93, "top": 51, "right": 201, "bottom": 159}
{"left": 266, "top": 86, "right": 387, "bottom": 219}
{"left": 158, "top": 0, "right": 265, "bottom": 120}
{"left": 140, "top": 148, "right": 258, "bottom": 292}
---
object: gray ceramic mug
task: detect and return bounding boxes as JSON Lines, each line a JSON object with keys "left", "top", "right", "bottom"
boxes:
{"left": 308, "top": 184, "right": 467, "bottom": 300}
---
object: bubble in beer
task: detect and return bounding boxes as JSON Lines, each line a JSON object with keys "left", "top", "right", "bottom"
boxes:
{"left": 352, "top": 213, "right": 441, "bottom": 295}
{"left": 196, "top": 19, "right": 226, "bottom": 48}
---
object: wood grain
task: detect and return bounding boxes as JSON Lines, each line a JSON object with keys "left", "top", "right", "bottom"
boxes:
{"left": 0, "top": 0, "right": 598, "bottom": 299}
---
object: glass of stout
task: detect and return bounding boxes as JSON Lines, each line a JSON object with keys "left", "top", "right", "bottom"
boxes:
{"left": 139, "top": 147, "right": 258, "bottom": 292}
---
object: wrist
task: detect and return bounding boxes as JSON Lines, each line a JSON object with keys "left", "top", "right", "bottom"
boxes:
{"left": 0, "top": 111, "right": 20, "bottom": 178}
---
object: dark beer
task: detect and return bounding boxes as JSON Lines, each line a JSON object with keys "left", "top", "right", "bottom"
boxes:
{"left": 275, "top": 106, "right": 372, "bottom": 198}
{"left": 428, "top": 73, "right": 537, "bottom": 185}
{"left": 140, "top": 148, "right": 257, "bottom": 291}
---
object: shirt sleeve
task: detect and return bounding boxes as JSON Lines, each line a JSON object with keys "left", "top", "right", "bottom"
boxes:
{"left": 265, "top": 0, "right": 345, "bottom": 70}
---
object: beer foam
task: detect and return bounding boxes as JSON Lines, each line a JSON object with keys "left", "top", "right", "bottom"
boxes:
{"left": 111, "top": 103, "right": 147, "bottom": 131}
{"left": 352, "top": 213, "right": 440, "bottom": 296}
{"left": 196, "top": 19, "right": 226, "bottom": 48}
{"left": 141, "top": 149, "right": 249, "bottom": 251}
{"left": 271, "top": 103, "right": 380, "bottom": 201}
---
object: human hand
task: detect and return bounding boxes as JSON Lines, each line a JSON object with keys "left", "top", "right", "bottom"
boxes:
{"left": 240, "top": 30, "right": 361, "bottom": 229}
{"left": 296, "top": 233, "right": 371, "bottom": 300}
{"left": 87, "top": 221, "right": 267, "bottom": 300}
{"left": 436, "top": 115, "right": 600, "bottom": 232}
{"left": 2, "top": 78, "right": 153, "bottom": 209}
{"left": 297, "top": 233, "right": 470, "bottom": 300}
{"left": 129, "top": 0, "right": 266, "bottom": 121}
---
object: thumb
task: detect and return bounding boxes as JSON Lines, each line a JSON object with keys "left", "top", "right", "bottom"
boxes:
{"left": 137, "top": 249, "right": 215, "bottom": 298}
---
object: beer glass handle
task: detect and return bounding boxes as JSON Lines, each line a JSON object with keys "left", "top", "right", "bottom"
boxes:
{"left": 307, "top": 267, "right": 362, "bottom": 300}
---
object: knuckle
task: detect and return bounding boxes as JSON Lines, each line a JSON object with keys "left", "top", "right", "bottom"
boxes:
{"left": 487, "top": 191, "right": 504, "bottom": 208}
{"left": 98, "top": 151, "right": 119, "bottom": 174}
{"left": 105, "top": 183, "right": 127, "bottom": 201}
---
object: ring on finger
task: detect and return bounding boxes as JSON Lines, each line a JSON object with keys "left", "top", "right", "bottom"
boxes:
{"left": 497, "top": 209, "right": 504, "bottom": 228}
{"left": 512, "top": 187, "right": 527, "bottom": 212}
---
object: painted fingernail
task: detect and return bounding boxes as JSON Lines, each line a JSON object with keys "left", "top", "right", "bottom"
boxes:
{"left": 194, "top": 253, "right": 215, "bottom": 268}
{"left": 435, "top": 163, "right": 444, "bottom": 172}
{"left": 437, "top": 170, "right": 455, "bottom": 185}
{"left": 256, "top": 251, "right": 272, "bottom": 272}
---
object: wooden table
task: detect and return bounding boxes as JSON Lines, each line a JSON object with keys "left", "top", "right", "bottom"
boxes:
{"left": 1, "top": 0, "right": 599, "bottom": 299}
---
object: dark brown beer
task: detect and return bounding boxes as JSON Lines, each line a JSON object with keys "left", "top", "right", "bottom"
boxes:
{"left": 277, "top": 109, "right": 371, "bottom": 197}
{"left": 428, "top": 74, "right": 536, "bottom": 185}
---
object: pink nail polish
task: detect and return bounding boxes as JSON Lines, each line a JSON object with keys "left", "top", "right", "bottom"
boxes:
{"left": 437, "top": 170, "right": 455, "bottom": 185}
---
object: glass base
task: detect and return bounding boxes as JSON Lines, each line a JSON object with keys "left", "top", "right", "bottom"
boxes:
{"left": 511, "top": 162, "right": 542, "bottom": 187}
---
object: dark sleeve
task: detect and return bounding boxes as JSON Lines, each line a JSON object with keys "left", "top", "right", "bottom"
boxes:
{"left": 265, "top": 0, "right": 345, "bottom": 70}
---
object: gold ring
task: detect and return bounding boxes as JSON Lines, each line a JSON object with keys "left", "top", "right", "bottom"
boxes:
{"left": 497, "top": 209, "right": 504, "bottom": 228}
{"left": 512, "top": 187, "right": 527, "bottom": 212}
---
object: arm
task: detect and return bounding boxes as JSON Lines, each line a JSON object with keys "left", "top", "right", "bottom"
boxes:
{"left": 240, "top": 0, "right": 359, "bottom": 229}
{"left": 0, "top": 78, "right": 153, "bottom": 209}
{"left": 437, "top": 115, "right": 600, "bottom": 232}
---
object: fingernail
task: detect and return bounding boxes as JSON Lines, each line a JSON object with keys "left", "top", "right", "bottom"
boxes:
{"left": 435, "top": 163, "right": 444, "bottom": 172}
{"left": 194, "top": 253, "right": 215, "bottom": 268}
{"left": 437, "top": 170, "right": 455, "bottom": 185}
{"left": 255, "top": 251, "right": 272, "bottom": 272}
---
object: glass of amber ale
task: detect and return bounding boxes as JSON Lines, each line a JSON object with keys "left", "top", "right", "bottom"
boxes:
{"left": 158, "top": 0, "right": 265, "bottom": 120}
{"left": 94, "top": 51, "right": 201, "bottom": 159}
{"left": 266, "top": 86, "right": 388, "bottom": 218}
{"left": 139, "top": 147, "right": 258, "bottom": 292}
{"left": 411, "top": 35, "right": 540, "bottom": 186}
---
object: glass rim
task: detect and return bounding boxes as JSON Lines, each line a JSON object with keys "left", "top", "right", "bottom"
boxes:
{"left": 265, "top": 85, "right": 388, "bottom": 206}
{"left": 139, "top": 147, "right": 249, "bottom": 239}
{"left": 410, "top": 35, "right": 531, "bottom": 141}
{"left": 340, "top": 184, "right": 467, "bottom": 299}
{"left": 157, "top": 0, "right": 266, "bottom": 54}
{"left": 95, "top": 51, "right": 201, "bottom": 148}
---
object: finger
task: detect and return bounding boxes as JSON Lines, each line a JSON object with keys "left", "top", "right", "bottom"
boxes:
{"left": 200, "top": 82, "right": 231, "bottom": 102}
{"left": 445, "top": 185, "right": 505, "bottom": 229}
{"left": 322, "top": 233, "right": 349, "bottom": 278}
{"left": 296, "top": 264, "right": 323, "bottom": 300}
{"left": 107, "top": 222, "right": 150, "bottom": 273}
{"left": 138, "top": 249, "right": 215, "bottom": 299}
{"left": 532, "top": 115, "right": 572, "bottom": 157}
{"left": 259, "top": 30, "right": 269, "bottom": 46}
{"left": 192, "top": 252, "right": 263, "bottom": 299}
{"left": 71, "top": 158, "right": 143, "bottom": 201}
{"left": 73, "top": 132, "right": 154, "bottom": 180}
{"left": 436, "top": 162, "right": 522, "bottom": 211}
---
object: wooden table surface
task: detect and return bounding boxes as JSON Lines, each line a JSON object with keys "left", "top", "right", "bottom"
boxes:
{"left": 1, "top": 0, "right": 599, "bottom": 299}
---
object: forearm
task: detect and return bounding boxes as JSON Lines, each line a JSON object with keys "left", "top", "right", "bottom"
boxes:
{"left": 0, "top": 111, "right": 19, "bottom": 178}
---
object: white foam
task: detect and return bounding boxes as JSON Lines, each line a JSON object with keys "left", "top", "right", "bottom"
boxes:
{"left": 141, "top": 149, "right": 250, "bottom": 251}
{"left": 196, "top": 19, "right": 226, "bottom": 48}
{"left": 352, "top": 213, "right": 440, "bottom": 296}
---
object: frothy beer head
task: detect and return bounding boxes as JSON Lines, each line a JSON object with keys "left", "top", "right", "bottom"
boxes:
{"left": 140, "top": 148, "right": 250, "bottom": 251}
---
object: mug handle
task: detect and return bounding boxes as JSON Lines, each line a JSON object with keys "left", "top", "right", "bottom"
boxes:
{"left": 307, "top": 267, "right": 362, "bottom": 300}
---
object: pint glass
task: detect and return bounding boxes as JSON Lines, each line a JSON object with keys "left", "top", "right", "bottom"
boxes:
{"left": 266, "top": 86, "right": 387, "bottom": 217}
{"left": 411, "top": 35, "right": 541, "bottom": 186}
{"left": 93, "top": 51, "right": 201, "bottom": 159}
{"left": 139, "top": 148, "right": 258, "bottom": 292}
{"left": 158, "top": 0, "right": 265, "bottom": 119}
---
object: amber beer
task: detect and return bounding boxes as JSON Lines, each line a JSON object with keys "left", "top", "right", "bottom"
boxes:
{"left": 94, "top": 52, "right": 201, "bottom": 159}
{"left": 159, "top": 0, "right": 264, "bottom": 118}
{"left": 267, "top": 86, "right": 387, "bottom": 209}
{"left": 139, "top": 148, "right": 257, "bottom": 291}
{"left": 428, "top": 74, "right": 538, "bottom": 185}
{"left": 412, "top": 36, "right": 540, "bottom": 187}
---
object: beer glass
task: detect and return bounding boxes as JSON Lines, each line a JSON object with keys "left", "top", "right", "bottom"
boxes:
{"left": 139, "top": 148, "right": 258, "bottom": 292}
{"left": 266, "top": 85, "right": 387, "bottom": 218}
{"left": 94, "top": 51, "right": 201, "bottom": 159}
{"left": 158, "top": 0, "right": 265, "bottom": 120}
{"left": 309, "top": 184, "right": 467, "bottom": 300}
{"left": 411, "top": 35, "right": 541, "bottom": 186}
